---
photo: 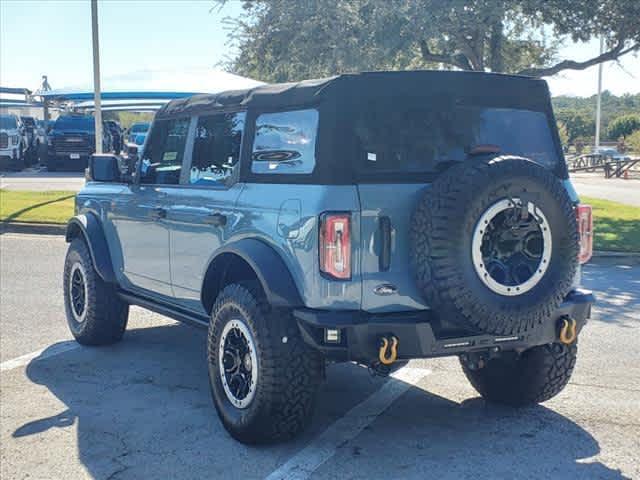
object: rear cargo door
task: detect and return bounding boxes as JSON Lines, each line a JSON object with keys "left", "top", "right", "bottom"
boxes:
{"left": 357, "top": 183, "right": 429, "bottom": 313}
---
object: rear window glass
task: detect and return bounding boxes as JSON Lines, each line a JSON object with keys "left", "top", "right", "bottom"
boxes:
{"left": 0, "top": 116, "right": 17, "bottom": 129}
{"left": 54, "top": 116, "right": 94, "bottom": 131}
{"left": 131, "top": 123, "right": 150, "bottom": 133}
{"left": 354, "top": 105, "right": 557, "bottom": 175}
{"left": 251, "top": 109, "right": 318, "bottom": 175}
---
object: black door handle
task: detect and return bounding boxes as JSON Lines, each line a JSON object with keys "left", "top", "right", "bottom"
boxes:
{"left": 203, "top": 212, "right": 227, "bottom": 227}
{"left": 149, "top": 207, "right": 167, "bottom": 220}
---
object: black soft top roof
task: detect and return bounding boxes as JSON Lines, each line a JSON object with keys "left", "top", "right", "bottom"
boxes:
{"left": 155, "top": 70, "right": 551, "bottom": 119}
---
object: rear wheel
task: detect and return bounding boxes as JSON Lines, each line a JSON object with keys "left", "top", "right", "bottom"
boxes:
{"left": 460, "top": 342, "right": 577, "bottom": 406}
{"left": 63, "top": 238, "right": 128, "bottom": 345}
{"left": 208, "top": 283, "right": 323, "bottom": 444}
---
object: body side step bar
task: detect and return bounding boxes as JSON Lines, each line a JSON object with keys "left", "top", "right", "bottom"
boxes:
{"left": 118, "top": 291, "right": 209, "bottom": 329}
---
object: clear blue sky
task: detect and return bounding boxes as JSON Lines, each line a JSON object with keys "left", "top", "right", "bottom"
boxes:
{"left": 1, "top": 0, "right": 639, "bottom": 97}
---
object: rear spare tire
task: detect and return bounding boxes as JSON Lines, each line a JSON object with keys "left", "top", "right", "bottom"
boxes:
{"left": 410, "top": 156, "right": 578, "bottom": 336}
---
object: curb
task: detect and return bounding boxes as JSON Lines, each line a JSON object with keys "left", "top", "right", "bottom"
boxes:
{"left": 592, "top": 250, "right": 640, "bottom": 258}
{"left": 0, "top": 222, "right": 67, "bottom": 236}
{"left": 591, "top": 250, "right": 640, "bottom": 264}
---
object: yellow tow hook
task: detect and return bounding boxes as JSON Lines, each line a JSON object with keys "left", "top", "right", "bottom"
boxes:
{"left": 558, "top": 317, "right": 577, "bottom": 345}
{"left": 378, "top": 336, "right": 399, "bottom": 365}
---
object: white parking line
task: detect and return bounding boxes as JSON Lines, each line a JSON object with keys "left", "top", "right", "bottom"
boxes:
{"left": 0, "top": 341, "right": 80, "bottom": 372}
{"left": 265, "top": 366, "right": 430, "bottom": 480}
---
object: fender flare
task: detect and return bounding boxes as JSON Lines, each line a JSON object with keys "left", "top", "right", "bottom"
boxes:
{"left": 201, "top": 238, "right": 303, "bottom": 310}
{"left": 65, "top": 214, "right": 117, "bottom": 283}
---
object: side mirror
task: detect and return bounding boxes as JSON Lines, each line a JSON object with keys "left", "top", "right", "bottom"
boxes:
{"left": 89, "top": 154, "right": 125, "bottom": 183}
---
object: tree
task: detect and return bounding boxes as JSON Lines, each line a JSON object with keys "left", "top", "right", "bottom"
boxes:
{"left": 217, "top": 0, "right": 640, "bottom": 82}
{"left": 627, "top": 129, "right": 640, "bottom": 153}
{"left": 607, "top": 114, "right": 640, "bottom": 140}
{"left": 555, "top": 109, "right": 595, "bottom": 143}
{"left": 556, "top": 121, "right": 569, "bottom": 147}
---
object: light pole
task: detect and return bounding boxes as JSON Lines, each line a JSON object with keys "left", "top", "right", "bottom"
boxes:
{"left": 595, "top": 37, "right": 604, "bottom": 150}
{"left": 91, "top": 0, "right": 103, "bottom": 154}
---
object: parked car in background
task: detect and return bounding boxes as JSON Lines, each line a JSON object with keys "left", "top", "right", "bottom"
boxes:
{"left": 0, "top": 114, "right": 27, "bottom": 171}
{"left": 47, "top": 115, "right": 110, "bottom": 171}
{"left": 124, "top": 132, "right": 148, "bottom": 159}
{"left": 124, "top": 122, "right": 150, "bottom": 143}
{"left": 104, "top": 120, "right": 123, "bottom": 153}
{"left": 592, "top": 147, "right": 631, "bottom": 161}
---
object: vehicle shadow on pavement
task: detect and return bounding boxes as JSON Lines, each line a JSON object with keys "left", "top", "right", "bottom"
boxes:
{"left": 13, "top": 322, "right": 628, "bottom": 480}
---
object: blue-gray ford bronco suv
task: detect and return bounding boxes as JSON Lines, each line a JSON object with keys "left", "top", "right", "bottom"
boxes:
{"left": 63, "top": 71, "right": 595, "bottom": 444}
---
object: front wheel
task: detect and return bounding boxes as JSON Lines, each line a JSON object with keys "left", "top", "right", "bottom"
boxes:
{"left": 63, "top": 238, "right": 129, "bottom": 345}
{"left": 460, "top": 342, "right": 577, "bottom": 406}
{"left": 208, "top": 284, "right": 323, "bottom": 444}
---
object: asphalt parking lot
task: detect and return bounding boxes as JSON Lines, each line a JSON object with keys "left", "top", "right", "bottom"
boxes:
{"left": 0, "top": 233, "right": 639, "bottom": 479}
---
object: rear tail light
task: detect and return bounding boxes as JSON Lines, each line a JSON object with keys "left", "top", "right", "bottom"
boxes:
{"left": 319, "top": 213, "right": 351, "bottom": 280}
{"left": 576, "top": 204, "right": 593, "bottom": 264}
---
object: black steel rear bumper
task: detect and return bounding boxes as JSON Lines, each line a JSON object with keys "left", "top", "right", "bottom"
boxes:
{"left": 294, "top": 289, "right": 594, "bottom": 363}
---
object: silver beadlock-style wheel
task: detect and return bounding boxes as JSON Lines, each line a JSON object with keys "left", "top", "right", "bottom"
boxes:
{"left": 218, "top": 319, "right": 259, "bottom": 409}
{"left": 471, "top": 197, "right": 552, "bottom": 296}
{"left": 68, "top": 262, "right": 89, "bottom": 323}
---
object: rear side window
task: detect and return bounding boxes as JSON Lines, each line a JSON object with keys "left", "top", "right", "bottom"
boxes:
{"left": 190, "top": 112, "right": 245, "bottom": 186}
{"left": 251, "top": 109, "right": 318, "bottom": 174}
{"left": 140, "top": 117, "right": 189, "bottom": 185}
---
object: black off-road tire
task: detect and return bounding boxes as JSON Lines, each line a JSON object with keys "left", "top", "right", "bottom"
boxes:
{"left": 63, "top": 238, "right": 129, "bottom": 345}
{"left": 410, "top": 156, "right": 579, "bottom": 336}
{"left": 208, "top": 283, "right": 323, "bottom": 444}
{"left": 461, "top": 342, "right": 577, "bottom": 406}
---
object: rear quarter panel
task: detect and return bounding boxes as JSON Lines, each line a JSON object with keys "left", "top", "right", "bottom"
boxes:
{"left": 234, "top": 183, "right": 362, "bottom": 310}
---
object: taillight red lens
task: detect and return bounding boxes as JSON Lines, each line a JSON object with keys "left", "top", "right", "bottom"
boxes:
{"left": 576, "top": 204, "right": 593, "bottom": 264}
{"left": 319, "top": 213, "right": 351, "bottom": 280}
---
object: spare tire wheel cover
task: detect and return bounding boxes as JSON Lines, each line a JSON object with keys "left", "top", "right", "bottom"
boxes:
{"left": 410, "top": 156, "right": 579, "bottom": 336}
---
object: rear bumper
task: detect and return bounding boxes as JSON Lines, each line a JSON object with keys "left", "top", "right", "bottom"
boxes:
{"left": 294, "top": 289, "right": 595, "bottom": 363}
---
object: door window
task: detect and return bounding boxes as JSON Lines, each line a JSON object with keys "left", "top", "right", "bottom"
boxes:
{"left": 190, "top": 112, "right": 245, "bottom": 186}
{"left": 140, "top": 117, "right": 189, "bottom": 185}
{"left": 251, "top": 109, "right": 318, "bottom": 174}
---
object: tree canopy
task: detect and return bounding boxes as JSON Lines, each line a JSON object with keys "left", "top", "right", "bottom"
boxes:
{"left": 552, "top": 91, "right": 640, "bottom": 142}
{"left": 217, "top": 0, "right": 640, "bottom": 83}
{"left": 607, "top": 114, "right": 640, "bottom": 140}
